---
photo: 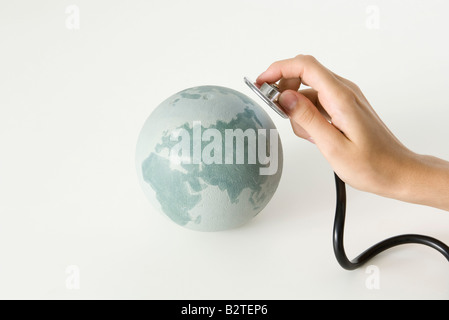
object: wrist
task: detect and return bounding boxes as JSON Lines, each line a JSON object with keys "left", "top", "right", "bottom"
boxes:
{"left": 395, "top": 152, "right": 449, "bottom": 211}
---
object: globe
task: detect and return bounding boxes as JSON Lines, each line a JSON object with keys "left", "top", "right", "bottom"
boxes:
{"left": 135, "top": 85, "right": 283, "bottom": 231}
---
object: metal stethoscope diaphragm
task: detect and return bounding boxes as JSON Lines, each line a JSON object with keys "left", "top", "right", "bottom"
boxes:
{"left": 244, "top": 77, "right": 288, "bottom": 119}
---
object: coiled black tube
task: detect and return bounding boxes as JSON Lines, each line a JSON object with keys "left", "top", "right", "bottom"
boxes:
{"left": 333, "top": 173, "right": 449, "bottom": 270}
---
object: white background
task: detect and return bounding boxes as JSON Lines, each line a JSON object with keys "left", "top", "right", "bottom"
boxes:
{"left": 1, "top": 0, "right": 449, "bottom": 300}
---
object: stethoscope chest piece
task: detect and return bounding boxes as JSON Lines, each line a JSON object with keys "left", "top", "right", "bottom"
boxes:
{"left": 244, "top": 77, "right": 288, "bottom": 119}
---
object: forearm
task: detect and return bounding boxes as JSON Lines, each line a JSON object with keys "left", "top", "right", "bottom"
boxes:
{"left": 397, "top": 154, "right": 449, "bottom": 211}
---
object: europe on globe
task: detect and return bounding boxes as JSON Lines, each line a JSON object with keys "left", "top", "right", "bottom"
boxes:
{"left": 135, "top": 86, "right": 283, "bottom": 231}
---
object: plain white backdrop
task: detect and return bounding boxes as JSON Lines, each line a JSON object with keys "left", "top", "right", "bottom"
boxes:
{"left": 1, "top": 0, "right": 449, "bottom": 299}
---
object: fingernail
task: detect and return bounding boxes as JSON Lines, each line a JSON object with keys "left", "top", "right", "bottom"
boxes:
{"left": 278, "top": 91, "right": 298, "bottom": 113}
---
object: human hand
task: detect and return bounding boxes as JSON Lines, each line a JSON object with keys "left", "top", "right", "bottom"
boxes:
{"left": 256, "top": 55, "right": 449, "bottom": 210}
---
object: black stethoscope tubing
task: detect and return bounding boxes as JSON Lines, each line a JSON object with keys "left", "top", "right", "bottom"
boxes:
{"left": 333, "top": 173, "right": 449, "bottom": 270}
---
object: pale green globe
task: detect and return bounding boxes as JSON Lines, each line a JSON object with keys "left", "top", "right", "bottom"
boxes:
{"left": 136, "top": 86, "right": 283, "bottom": 231}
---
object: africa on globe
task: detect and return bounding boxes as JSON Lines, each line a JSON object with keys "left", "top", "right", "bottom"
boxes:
{"left": 135, "top": 86, "right": 283, "bottom": 231}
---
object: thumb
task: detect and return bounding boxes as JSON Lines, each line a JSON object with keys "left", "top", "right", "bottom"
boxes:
{"left": 279, "top": 90, "right": 346, "bottom": 151}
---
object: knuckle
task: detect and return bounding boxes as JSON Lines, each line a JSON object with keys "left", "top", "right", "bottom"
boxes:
{"left": 294, "top": 105, "right": 315, "bottom": 126}
{"left": 335, "top": 88, "right": 355, "bottom": 104}
{"left": 349, "top": 80, "right": 360, "bottom": 90}
{"left": 346, "top": 80, "right": 362, "bottom": 93}
{"left": 295, "top": 54, "right": 317, "bottom": 65}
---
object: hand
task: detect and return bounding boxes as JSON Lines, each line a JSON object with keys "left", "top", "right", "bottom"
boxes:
{"left": 257, "top": 55, "right": 449, "bottom": 211}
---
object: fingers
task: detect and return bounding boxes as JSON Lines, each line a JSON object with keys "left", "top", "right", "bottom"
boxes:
{"left": 287, "top": 89, "right": 331, "bottom": 142}
{"left": 278, "top": 78, "right": 301, "bottom": 92}
{"left": 256, "top": 55, "right": 351, "bottom": 119}
{"left": 278, "top": 90, "right": 348, "bottom": 154}
{"left": 299, "top": 89, "right": 331, "bottom": 122}
{"left": 257, "top": 55, "right": 340, "bottom": 96}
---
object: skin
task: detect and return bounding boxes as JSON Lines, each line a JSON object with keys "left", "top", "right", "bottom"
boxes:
{"left": 256, "top": 55, "right": 449, "bottom": 212}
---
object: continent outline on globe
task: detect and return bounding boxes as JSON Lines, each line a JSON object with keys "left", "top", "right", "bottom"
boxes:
{"left": 136, "top": 86, "right": 283, "bottom": 232}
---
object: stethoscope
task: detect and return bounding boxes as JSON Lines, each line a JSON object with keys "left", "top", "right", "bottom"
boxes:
{"left": 244, "top": 77, "right": 449, "bottom": 270}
